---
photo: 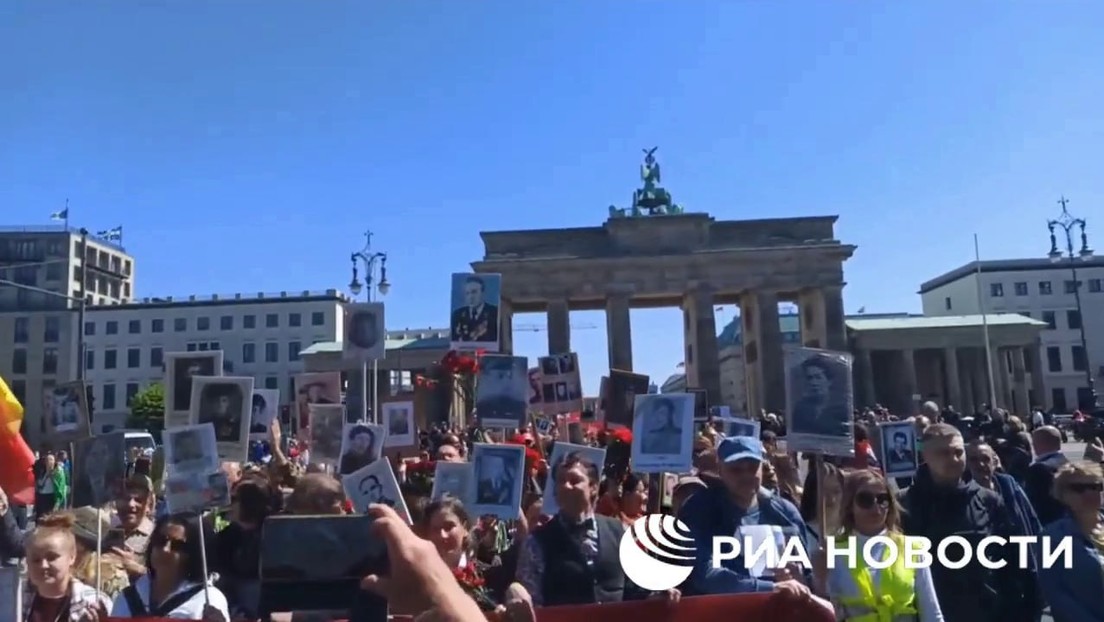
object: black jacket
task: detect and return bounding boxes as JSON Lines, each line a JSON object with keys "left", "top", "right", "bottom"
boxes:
{"left": 0, "top": 510, "right": 23, "bottom": 559}
{"left": 1024, "top": 451, "right": 1069, "bottom": 527}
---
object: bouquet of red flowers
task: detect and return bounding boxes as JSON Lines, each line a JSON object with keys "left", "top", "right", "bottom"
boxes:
{"left": 405, "top": 459, "right": 436, "bottom": 495}
{"left": 452, "top": 561, "right": 497, "bottom": 612}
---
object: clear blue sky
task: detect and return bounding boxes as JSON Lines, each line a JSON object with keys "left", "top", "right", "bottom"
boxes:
{"left": 4, "top": 2, "right": 1103, "bottom": 395}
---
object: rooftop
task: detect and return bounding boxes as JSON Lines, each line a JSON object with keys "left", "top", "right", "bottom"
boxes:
{"left": 845, "top": 313, "right": 1046, "bottom": 331}
{"left": 300, "top": 328, "right": 451, "bottom": 356}
{"left": 0, "top": 225, "right": 129, "bottom": 253}
{"left": 87, "top": 289, "right": 348, "bottom": 311}
{"left": 919, "top": 256, "right": 1104, "bottom": 293}
{"left": 717, "top": 311, "right": 912, "bottom": 347}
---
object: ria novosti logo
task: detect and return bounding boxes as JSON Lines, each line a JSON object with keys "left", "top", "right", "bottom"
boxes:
{"left": 619, "top": 514, "right": 697, "bottom": 591}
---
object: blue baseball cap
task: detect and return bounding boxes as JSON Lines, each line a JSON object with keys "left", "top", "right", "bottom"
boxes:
{"left": 717, "top": 435, "right": 764, "bottom": 464}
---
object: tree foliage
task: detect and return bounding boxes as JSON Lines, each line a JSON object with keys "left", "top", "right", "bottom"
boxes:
{"left": 128, "top": 383, "right": 165, "bottom": 440}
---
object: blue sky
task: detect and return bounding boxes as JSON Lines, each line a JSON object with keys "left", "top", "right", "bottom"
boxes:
{"left": 4, "top": 2, "right": 1103, "bottom": 395}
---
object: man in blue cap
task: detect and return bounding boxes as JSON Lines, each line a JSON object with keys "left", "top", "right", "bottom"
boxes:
{"left": 677, "top": 435, "right": 820, "bottom": 602}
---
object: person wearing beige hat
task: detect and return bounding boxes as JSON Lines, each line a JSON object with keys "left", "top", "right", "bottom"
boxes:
{"left": 106, "top": 474, "right": 157, "bottom": 580}
{"left": 70, "top": 506, "right": 132, "bottom": 599}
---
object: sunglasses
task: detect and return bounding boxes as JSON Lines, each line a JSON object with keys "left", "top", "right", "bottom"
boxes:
{"left": 1067, "top": 482, "right": 1104, "bottom": 494}
{"left": 854, "top": 491, "right": 891, "bottom": 510}
{"left": 152, "top": 535, "right": 189, "bottom": 552}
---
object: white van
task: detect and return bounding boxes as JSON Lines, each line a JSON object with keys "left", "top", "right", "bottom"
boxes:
{"left": 123, "top": 430, "right": 156, "bottom": 460}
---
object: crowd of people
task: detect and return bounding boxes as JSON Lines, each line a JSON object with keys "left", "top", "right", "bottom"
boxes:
{"left": 0, "top": 401, "right": 1101, "bottom": 622}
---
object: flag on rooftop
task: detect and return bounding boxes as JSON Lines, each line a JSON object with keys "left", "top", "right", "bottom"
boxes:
{"left": 97, "top": 226, "right": 123, "bottom": 241}
{"left": 50, "top": 208, "right": 69, "bottom": 221}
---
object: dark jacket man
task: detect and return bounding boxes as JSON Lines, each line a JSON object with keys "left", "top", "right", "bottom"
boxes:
{"left": 1024, "top": 449, "right": 1068, "bottom": 527}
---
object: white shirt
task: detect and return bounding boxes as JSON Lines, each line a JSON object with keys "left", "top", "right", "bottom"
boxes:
{"left": 110, "top": 575, "right": 230, "bottom": 620}
{"left": 1032, "top": 411, "right": 1045, "bottom": 428}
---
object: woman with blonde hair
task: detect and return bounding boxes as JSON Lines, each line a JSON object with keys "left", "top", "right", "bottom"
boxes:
{"left": 22, "top": 513, "right": 111, "bottom": 621}
{"left": 816, "top": 469, "right": 943, "bottom": 621}
{"left": 1036, "top": 460, "right": 1104, "bottom": 621}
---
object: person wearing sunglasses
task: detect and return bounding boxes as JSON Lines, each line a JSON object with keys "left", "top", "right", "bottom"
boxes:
{"left": 1036, "top": 461, "right": 1104, "bottom": 621}
{"left": 108, "top": 512, "right": 229, "bottom": 621}
{"left": 818, "top": 469, "right": 942, "bottom": 621}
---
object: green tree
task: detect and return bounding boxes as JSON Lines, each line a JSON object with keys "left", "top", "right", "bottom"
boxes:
{"left": 128, "top": 383, "right": 165, "bottom": 440}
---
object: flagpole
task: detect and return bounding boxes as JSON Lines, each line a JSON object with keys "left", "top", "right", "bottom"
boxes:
{"left": 973, "top": 234, "right": 998, "bottom": 409}
{"left": 64, "top": 199, "right": 70, "bottom": 230}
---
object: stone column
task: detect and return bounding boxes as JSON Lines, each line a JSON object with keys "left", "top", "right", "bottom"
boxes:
{"left": 740, "top": 291, "right": 785, "bottom": 416}
{"left": 989, "top": 348, "right": 1009, "bottom": 409}
{"left": 822, "top": 285, "right": 848, "bottom": 352}
{"left": 499, "top": 298, "right": 514, "bottom": 355}
{"left": 546, "top": 298, "right": 570, "bottom": 355}
{"left": 797, "top": 289, "right": 827, "bottom": 349}
{"left": 901, "top": 349, "right": 919, "bottom": 414}
{"left": 1027, "top": 344, "right": 1046, "bottom": 409}
{"left": 856, "top": 348, "right": 876, "bottom": 408}
{"left": 943, "top": 347, "right": 962, "bottom": 413}
{"left": 682, "top": 286, "right": 722, "bottom": 406}
{"left": 972, "top": 348, "right": 991, "bottom": 408}
{"left": 1011, "top": 347, "right": 1029, "bottom": 414}
{"left": 605, "top": 293, "right": 633, "bottom": 371}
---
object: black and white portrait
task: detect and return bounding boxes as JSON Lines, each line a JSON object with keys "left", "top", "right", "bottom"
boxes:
{"left": 474, "top": 355, "right": 527, "bottom": 429}
{"left": 43, "top": 381, "right": 90, "bottom": 440}
{"left": 164, "top": 423, "right": 219, "bottom": 476}
{"left": 293, "top": 372, "right": 341, "bottom": 432}
{"left": 536, "top": 353, "right": 582, "bottom": 417}
{"left": 342, "top": 302, "right": 386, "bottom": 361}
{"left": 449, "top": 272, "right": 502, "bottom": 352}
{"left": 189, "top": 375, "right": 253, "bottom": 462}
{"left": 470, "top": 443, "right": 524, "bottom": 519}
{"left": 880, "top": 422, "right": 919, "bottom": 478}
{"left": 250, "top": 388, "right": 280, "bottom": 438}
{"left": 308, "top": 404, "right": 346, "bottom": 466}
{"left": 72, "top": 432, "right": 126, "bottom": 507}
{"left": 541, "top": 442, "right": 606, "bottom": 517}
{"left": 338, "top": 422, "right": 384, "bottom": 476}
{"left": 784, "top": 347, "right": 855, "bottom": 456}
{"left": 631, "top": 393, "right": 694, "bottom": 473}
{"left": 725, "top": 417, "right": 761, "bottom": 439}
{"left": 527, "top": 367, "right": 543, "bottom": 406}
{"left": 383, "top": 401, "right": 415, "bottom": 448}
{"left": 606, "top": 370, "right": 650, "bottom": 428}
{"left": 164, "top": 352, "right": 223, "bottom": 427}
{"left": 342, "top": 457, "right": 410, "bottom": 522}
{"left": 431, "top": 462, "right": 473, "bottom": 503}
{"left": 164, "top": 470, "right": 231, "bottom": 514}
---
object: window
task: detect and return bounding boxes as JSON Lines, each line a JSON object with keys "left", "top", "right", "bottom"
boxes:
{"left": 1089, "top": 279, "right": 1102, "bottom": 293}
{"left": 42, "top": 348, "right": 58, "bottom": 374}
{"left": 243, "top": 315, "right": 256, "bottom": 329}
{"left": 266, "top": 313, "right": 278, "bottom": 328}
{"left": 85, "top": 349, "right": 94, "bottom": 371}
{"left": 11, "top": 349, "right": 27, "bottom": 374}
{"left": 210, "top": 341, "right": 221, "bottom": 352}
{"left": 106, "top": 320, "right": 118, "bottom": 335}
{"left": 105, "top": 349, "right": 117, "bottom": 369}
{"left": 1042, "top": 311, "right": 1057, "bottom": 330}
{"left": 126, "top": 383, "right": 140, "bottom": 406}
{"left": 1014, "top": 282, "right": 1028, "bottom": 296}
{"left": 186, "top": 343, "right": 197, "bottom": 352}
{"left": 103, "top": 384, "right": 116, "bottom": 410}
{"left": 128, "top": 319, "right": 141, "bottom": 334}
{"left": 1067, "top": 310, "right": 1082, "bottom": 330}
{"left": 152, "top": 319, "right": 164, "bottom": 333}
{"left": 288, "top": 341, "right": 301, "bottom": 361}
{"left": 944, "top": 297, "right": 952, "bottom": 311}
{"left": 174, "top": 318, "right": 187, "bottom": 332}
{"left": 44, "top": 317, "right": 59, "bottom": 343}
{"left": 197, "top": 317, "right": 210, "bottom": 331}
{"left": 989, "top": 283, "right": 1004, "bottom": 297}
{"left": 265, "top": 376, "right": 279, "bottom": 390}
{"left": 242, "top": 343, "right": 256, "bottom": 364}
{"left": 220, "top": 316, "right": 233, "bottom": 330}
{"left": 10, "top": 380, "right": 25, "bottom": 405}
{"left": 1039, "top": 281, "right": 1053, "bottom": 295}
{"left": 13, "top": 318, "right": 28, "bottom": 343}
{"left": 45, "top": 262, "right": 62, "bottom": 281}
{"left": 84, "top": 321, "right": 96, "bottom": 336}
{"left": 1064, "top": 280, "right": 1079, "bottom": 294}
{"left": 1047, "top": 346, "right": 1062, "bottom": 372}
{"left": 127, "top": 348, "right": 141, "bottom": 368}
{"left": 289, "top": 313, "right": 302, "bottom": 327}
{"left": 311, "top": 311, "right": 325, "bottom": 326}
{"left": 265, "top": 342, "right": 279, "bottom": 363}
{"left": 1073, "top": 346, "right": 1088, "bottom": 372}
{"left": 151, "top": 347, "right": 163, "bottom": 369}
{"left": 1051, "top": 388, "right": 1067, "bottom": 413}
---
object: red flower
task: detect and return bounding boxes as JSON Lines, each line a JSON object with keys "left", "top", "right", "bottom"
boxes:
{"left": 610, "top": 427, "right": 633, "bottom": 444}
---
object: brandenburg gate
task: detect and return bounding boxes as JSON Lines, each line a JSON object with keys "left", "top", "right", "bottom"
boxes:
{"left": 471, "top": 149, "right": 855, "bottom": 416}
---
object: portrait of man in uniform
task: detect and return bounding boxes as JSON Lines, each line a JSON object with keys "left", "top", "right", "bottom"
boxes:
{"left": 449, "top": 273, "right": 501, "bottom": 349}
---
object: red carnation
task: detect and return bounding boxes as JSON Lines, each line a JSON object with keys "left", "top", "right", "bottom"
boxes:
{"left": 610, "top": 427, "right": 633, "bottom": 444}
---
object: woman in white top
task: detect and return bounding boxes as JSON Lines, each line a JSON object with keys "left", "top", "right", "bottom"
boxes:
{"left": 110, "top": 512, "right": 230, "bottom": 621}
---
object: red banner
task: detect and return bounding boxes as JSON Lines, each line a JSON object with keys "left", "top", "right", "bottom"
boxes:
{"left": 536, "top": 593, "right": 833, "bottom": 622}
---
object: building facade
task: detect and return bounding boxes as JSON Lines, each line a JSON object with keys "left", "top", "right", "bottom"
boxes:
{"left": 0, "top": 226, "right": 136, "bottom": 442}
{"left": 920, "top": 258, "right": 1104, "bottom": 411}
{"left": 81, "top": 290, "right": 347, "bottom": 433}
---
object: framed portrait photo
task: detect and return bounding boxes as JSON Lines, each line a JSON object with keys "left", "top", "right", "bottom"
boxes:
{"left": 163, "top": 351, "right": 224, "bottom": 429}
{"left": 469, "top": 443, "right": 525, "bottom": 520}
{"left": 188, "top": 376, "right": 253, "bottom": 463}
{"left": 342, "top": 302, "right": 386, "bottom": 362}
{"left": 878, "top": 421, "right": 919, "bottom": 478}
{"left": 449, "top": 272, "right": 502, "bottom": 352}
{"left": 783, "top": 346, "right": 855, "bottom": 457}
{"left": 338, "top": 422, "right": 385, "bottom": 476}
{"left": 630, "top": 393, "right": 694, "bottom": 473}
{"left": 43, "top": 380, "right": 91, "bottom": 441}
{"left": 163, "top": 423, "right": 219, "bottom": 477}
{"left": 382, "top": 401, "right": 416, "bottom": 449}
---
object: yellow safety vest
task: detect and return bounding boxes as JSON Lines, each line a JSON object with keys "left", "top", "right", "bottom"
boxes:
{"left": 833, "top": 534, "right": 919, "bottom": 622}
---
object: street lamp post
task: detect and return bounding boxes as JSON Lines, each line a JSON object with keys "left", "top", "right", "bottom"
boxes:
{"left": 349, "top": 231, "right": 390, "bottom": 424}
{"left": 1047, "top": 196, "right": 1097, "bottom": 410}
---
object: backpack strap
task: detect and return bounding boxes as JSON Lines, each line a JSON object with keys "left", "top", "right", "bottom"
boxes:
{"left": 121, "top": 585, "right": 148, "bottom": 617}
{"left": 151, "top": 584, "right": 206, "bottom": 617}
